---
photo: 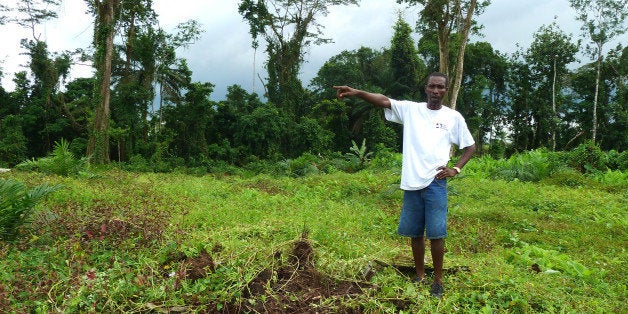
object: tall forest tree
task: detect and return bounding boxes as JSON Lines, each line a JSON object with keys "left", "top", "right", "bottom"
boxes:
{"left": 569, "top": 45, "right": 627, "bottom": 151}
{"left": 152, "top": 20, "right": 201, "bottom": 127}
{"left": 114, "top": 0, "right": 157, "bottom": 157}
{"left": 602, "top": 45, "right": 628, "bottom": 150}
{"left": 86, "top": 0, "right": 121, "bottom": 164}
{"left": 238, "top": 0, "right": 358, "bottom": 118}
{"left": 119, "top": 0, "right": 156, "bottom": 78}
{"left": 5, "top": 0, "right": 66, "bottom": 157}
{"left": 569, "top": 0, "right": 627, "bottom": 143}
{"left": 207, "top": 85, "right": 264, "bottom": 163}
{"left": 311, "top": 46, "right": 399, "bottom": 151}
{"left": 21, "top": 39, "right": 72, "bottom": 155}
{"left": 398, "top": 0, "right": 490, "bottom": 109}
{"left": 13, "top": 0, "right": 60, "bottom": 40}
{"left": 389, "top": 15, "right": 425, "bottom": 99}
{"left": 525, "top": 22, "right": 578, "bottom": 150}
{"left": 111, "top": 18, "right": 199, "bottom": 161}
{"left": 163, "top": 82, "right": 215, "bottom": 161}
{"left": 457, "top": 41, "right": 507, "bottom": 156}
{"left": 505, "top": 52, "right": 534, "bottom": 152}
{"left": 111, "top": 0, "right": 156, "bottom": 160}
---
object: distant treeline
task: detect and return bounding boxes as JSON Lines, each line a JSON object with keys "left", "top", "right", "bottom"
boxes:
{"left": 0, "top": 0, "right": 626, "bottom": 169}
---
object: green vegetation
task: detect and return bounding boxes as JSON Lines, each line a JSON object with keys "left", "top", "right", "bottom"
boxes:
{"left": 1, "top": 150, "right": 625, "bottom": 312}
{"left": 2, "top": 1, "right": 624, "bottom": 310}
{"left": 0, "top": 179, "right": 60, "bottom": 241}
{"left": 16, "top": 139, "right": 91, "bottom": 177}
{"left": 2, "top": 1, "right": 626, "bottom": 170}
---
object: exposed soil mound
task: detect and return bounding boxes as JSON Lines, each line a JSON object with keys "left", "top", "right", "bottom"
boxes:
{"left": 181, "top": 250, "right": 216, "bottom": 281}
{"left": 289, "top": 237, "right": 315, "bottom": 269}
{"left": 157, "top": 235, "right": 384, "bottom": 313}
{"left": 240, "top": 235, "right": 373, "bottom": 313}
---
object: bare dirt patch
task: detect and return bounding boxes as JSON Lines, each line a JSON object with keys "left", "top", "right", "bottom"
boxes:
{"left": 168, "top": 233, "right": 375, "bottom": 313}
{"left": 239, "top": 235, "right": 373, "bottom": 313}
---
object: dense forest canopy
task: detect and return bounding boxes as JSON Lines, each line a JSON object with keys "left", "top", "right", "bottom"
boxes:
{"left": 0, "top": 0, "right": 626, "bottom": 169}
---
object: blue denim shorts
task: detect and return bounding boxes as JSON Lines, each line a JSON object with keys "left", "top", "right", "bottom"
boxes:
{"left": 397, "top": 179, "right": 448, "bottom": 239}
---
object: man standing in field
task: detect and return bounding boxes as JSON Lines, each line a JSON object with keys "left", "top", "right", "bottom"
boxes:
{"left": 333, "top": 72, "right": 476, "bottom": 298}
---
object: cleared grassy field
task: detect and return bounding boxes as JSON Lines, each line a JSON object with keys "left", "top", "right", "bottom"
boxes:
{"left": 1, "top": 167, "right": 626, "bottom": 312}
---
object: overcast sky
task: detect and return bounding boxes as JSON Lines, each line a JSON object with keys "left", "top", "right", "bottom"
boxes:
{"left": 1, "top": 0, "right": 626, "bottom": 100}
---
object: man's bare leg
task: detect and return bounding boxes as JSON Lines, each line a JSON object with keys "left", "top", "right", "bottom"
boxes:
{"left": 429, "top": 238, "right": 445, "bottom": 298}
{"left": 430, "top": 238, "right": 444, "bottom": 284}
{"left": 411, "top": 237, "right": 425, "bottom": 280}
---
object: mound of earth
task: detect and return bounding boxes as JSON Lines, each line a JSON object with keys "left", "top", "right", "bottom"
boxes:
{"left": 159, "top": 233, "right": 472, "bottom": 313}
{"left": 169, "top": 233, "right": 375, "bottom": 313}
{"left": 240, "top": 237, "right": 373, "bottom": 313}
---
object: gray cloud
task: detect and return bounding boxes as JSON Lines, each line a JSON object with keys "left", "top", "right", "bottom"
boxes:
{"left": 1, "top": 0, "right": 625, "bottom": 101}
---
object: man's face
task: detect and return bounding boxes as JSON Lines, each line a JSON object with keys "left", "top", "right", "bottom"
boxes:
{"left": 425, "top": 76, "right": 448, "bottom": 106}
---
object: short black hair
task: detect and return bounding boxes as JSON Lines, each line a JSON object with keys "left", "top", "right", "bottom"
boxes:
{"left": 427, "top": 72, "right": 449, "bottom": 87}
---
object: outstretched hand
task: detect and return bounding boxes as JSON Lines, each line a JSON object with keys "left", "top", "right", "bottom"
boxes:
{"left": 332, "top": 85, "right": 356, "bottom": 99}
{"left": 332, "top": 85, "right": 391, "bottom": 108}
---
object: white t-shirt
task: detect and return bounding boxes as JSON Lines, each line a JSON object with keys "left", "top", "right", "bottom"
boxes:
{"left": 384, "top": 99, "right": 475, "bottom": 190}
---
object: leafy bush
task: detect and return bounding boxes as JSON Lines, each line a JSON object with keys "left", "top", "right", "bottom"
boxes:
{"left": 0, "top": 115, "right": 27, "bottom": 167}
{"left": 368, "top": 144, "right": 401, "bottom": 171}
{"left": 506, "top": 241, "right": 591, "bottom": 278}
{"left": 16, "top": 139, "right": 90, "bottom": 176}
{"left": 279, "top": 153, "right": 322, "bottom": 177}
{"left": 491, "top": 150, "right": 552, "bottom": 182}
{"left": 207, "top": 139, "right": 244, "bottom": 165}
{"left": 0, "top": 179, "right": 60, "bottom": 241}
{"left": 591, "top": 169, "right": 628, "bottom": 192}
{"left": 565, "top": 141, "right": 606, "bottom": 173}
{"left": 344, "top": 139, "right": 373, "bottom": 172}
{"left": 123, "top": 154, "right": 151, "bottom": 172}
{"left": 123, "top": 153, "right": 186, "bottom": 174}
{"left": 461, "top": 154, "right": 498, "bottom": 178}
{"left": 487, "top": 138, "right": 507, "bottom": 159}
{"left": 604, "top": 150, "right": 628, "bottom": 171}
{"left": 68, "top": 138, "right": 88, "bottom": 160}
{"left": 241, "top": 159, "right": 283, "bottom": 176}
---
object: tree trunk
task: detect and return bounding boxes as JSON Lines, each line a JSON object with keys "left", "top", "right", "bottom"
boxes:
{"left": 436, "top": 9, "right": 451, "bottom": 79}
{"left": 449, "top": 0, "right": 476, "bottom": 110}
{"left": 437, "top": 24, "right": 450, "bottom": 78}
{"left": 592, "top": 42, "right": 602, "bottom": 143}
{"left": 87, "top": 0, "right": 118, "bottom": 164}
{"left": 124, "top": 11, "right": 136, "bottom": 77}
{"left": 552, "top": 56, "right": 557, "bottom": 151}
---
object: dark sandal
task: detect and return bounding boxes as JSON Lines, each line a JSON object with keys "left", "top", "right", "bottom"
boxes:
{"left": 430, "top": 281, "right": 444, "bottom": 298}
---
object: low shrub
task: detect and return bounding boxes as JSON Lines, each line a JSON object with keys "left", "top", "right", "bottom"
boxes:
{"left": 565, "top": 141, "right": 607, "bottom": 173}
{"left": 344, "top": 139, "right": 373, "bottom": 172}
{"left": 123, "top": 154, "right": 151, "bottom": 172}
{"left": 0, "top": 179, "right": 60, "bottom": 241}
{"left": 539, "top": 167, "right": 598, "bottom": 188}
{"left": 279, "top": 153, "right": 322, "bottom": 177}
{"left": 0, "top": 115, "right": 27, "bottom": 167}
{"left": 368, "top": 144, "right": 401, "bottom": 171}
{"left": 123, "top": 154, "right": 186, "bottom": 174}
{"left": 490, "top": 150, "right": 552, "bottom": 182}
{"left": 591, "top": 169, "right": 628, "bottom": 192}
{"left": 16, "top": 139, "right": 90, "bottom": 176}
{"left": 604, "top": 150, "right": 628, "bottom": 171}
{"left": 459, "top": 154, "right": 498, "bottom": 178}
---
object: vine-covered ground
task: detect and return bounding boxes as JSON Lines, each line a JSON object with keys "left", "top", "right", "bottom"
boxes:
{"left": 1, "top": 168, "right": 625, "bottom": 312}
